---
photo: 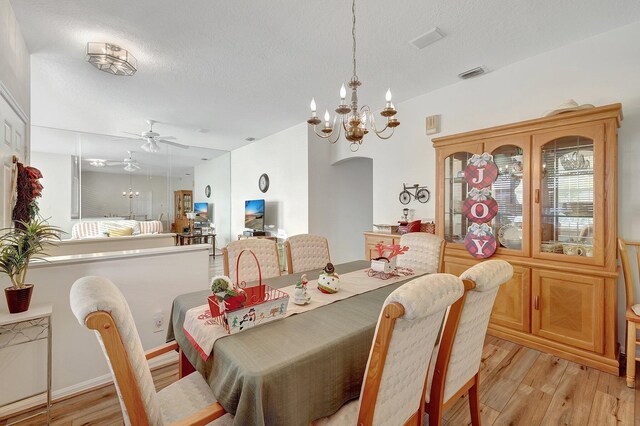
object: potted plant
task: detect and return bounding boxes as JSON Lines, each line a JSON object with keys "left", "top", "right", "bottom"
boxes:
{"left": 1, "top": 218, "right": 61, "bottom": 313}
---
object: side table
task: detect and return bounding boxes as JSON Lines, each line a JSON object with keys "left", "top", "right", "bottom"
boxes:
{"left": 0, "top": 305, "right": 52, "bottom": 423}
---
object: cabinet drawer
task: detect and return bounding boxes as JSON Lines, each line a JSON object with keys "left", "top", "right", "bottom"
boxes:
{"left": 532, "top": 269, "right": 604, "bottom": 353}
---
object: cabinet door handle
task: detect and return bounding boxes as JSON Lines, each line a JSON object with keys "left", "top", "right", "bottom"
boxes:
{"left": 534, "top": 296, "right": 540, "bottom": 310}
{"left": 535, "top": 189, "right": 540, "bottom": 204}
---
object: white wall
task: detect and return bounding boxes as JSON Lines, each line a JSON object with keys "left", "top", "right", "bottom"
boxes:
{"left": 194, "top": 152, "right": 231, "bottom": 249}
{"left": 230, "top": 123, "right": 309, "bottom": 241}
{"left": 30, "top": 151, "right": 73, "bottom": 235}
{"left": 308, "top": 130, "right": 373, "bottom": 263}
{"left": 331, "top": 21, "right": 640, "bottom": 347}
{"left": 0, "top": 246, "right": 210, "bottom": 408}
{"left": 0, "top": 0, "right": 30, "bottom": 116}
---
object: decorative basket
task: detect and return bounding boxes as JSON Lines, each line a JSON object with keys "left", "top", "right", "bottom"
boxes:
{"left": 207, "top": 249, "right": 289, "bottom": 334}
{"left": 420, "top": 222, "right": 436, "bottom": 234}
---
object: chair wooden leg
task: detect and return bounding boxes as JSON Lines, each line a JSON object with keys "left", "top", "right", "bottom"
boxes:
{"left": 468, "top": 373, "right": 481, "bottom": 426}
{"left": 627, "top": 321, "right": 636, "bottom": 388}
{"left": 426, "top": 402, "right": 443, "bottom": 426}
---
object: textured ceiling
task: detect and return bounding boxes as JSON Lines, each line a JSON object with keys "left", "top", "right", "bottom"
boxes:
{"left": 10, "top": 0, "right": 640, "bottom": 151}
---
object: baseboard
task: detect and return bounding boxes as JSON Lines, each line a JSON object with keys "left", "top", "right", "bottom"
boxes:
{"left": 0, "top": 352, "right": 178, "bottom": 419}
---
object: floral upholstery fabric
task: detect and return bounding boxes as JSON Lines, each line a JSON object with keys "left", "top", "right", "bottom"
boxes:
{"left": 315, "top": 273, "right": 464, "bottom": 425}
{"left": 226, "top": 239, "right": 281, "bottom": 283}
{"left": 396, "top": 233, "right": 444, "bottom": 273}
{"left": 442, "top": 260, "right": 513, "bottom": 402}
{"left": 287, "top": 234, "right": 331, "bottom": 273}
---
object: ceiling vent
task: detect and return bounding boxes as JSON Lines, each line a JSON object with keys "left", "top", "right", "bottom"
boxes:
{"left": 245, "top": 137, "right": 256, "bottom": 142}
{"left": 410, "top": 27, "right": 445, "bottom": 50}
{"left": 458, "top": 66, "right": 486, "bottom": 80}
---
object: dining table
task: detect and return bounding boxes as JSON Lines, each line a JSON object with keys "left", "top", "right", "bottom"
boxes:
{"left": 167, "top": 260, "right": 425, "bottom": 426}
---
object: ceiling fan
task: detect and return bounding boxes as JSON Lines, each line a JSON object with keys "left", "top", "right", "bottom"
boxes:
{"left": 87, "top": 151, "right": 141, "bottom": 172}
{"left": 121, "top": 120, "right": 189, "bottom": 153}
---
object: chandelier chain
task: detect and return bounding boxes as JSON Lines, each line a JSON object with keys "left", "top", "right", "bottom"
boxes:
{"left": 352, "top": 0, "right": 357, "bottom": 79}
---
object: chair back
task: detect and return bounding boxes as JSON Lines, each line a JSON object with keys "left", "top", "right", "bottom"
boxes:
{"left": 431, "top": 260, "right": 513, "bottom": 405}
{"left": 285, "top": 234, "right": 331, "bottom": 273}
{"left": 70, "top": 276, "right": 162, "bottom": 426}
{"left": 357, "top": 273, "right": 464, "bottom": 425}
{"left": 224, "top": 238, "right": 280, "bottom": 282}
{"left": 619, "top": 238, "right": 640, "bottom": 307}
{"left": 396, "top": 233, "right": 445, "bottom": 273}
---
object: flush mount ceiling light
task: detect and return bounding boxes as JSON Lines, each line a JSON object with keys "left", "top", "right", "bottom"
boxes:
{"left": 89, "top": 159, "right": 106, "bottom": 167}
{"left": 307, "top": 0, "right": 400, "bottom": 152}
{"left": 86, "top": 42, "right": 137, "bottom": 76}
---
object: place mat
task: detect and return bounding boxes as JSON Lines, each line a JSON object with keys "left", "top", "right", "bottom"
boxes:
{"left": 183, "top": 267, "right": 417, "bottom": 360}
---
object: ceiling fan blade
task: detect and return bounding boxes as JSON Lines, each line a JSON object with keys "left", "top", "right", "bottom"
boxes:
{"left": 122, "top": 131, "right": 142, "bottom": 137}
{"left": 159, "top": 139, "right": 189, "bottom": 149}
{"left": 105, "top": 161, "right": 124, "bottom": 166}
{"left": 159, "top": 136, "right": 176, "bottom": 140}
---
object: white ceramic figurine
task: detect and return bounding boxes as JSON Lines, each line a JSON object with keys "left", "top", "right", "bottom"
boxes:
{"left": 317, "top": 263, "right": 340, "bottom": 294}
{"left": 293, "top": 274, "right": 311, "bottom": 305}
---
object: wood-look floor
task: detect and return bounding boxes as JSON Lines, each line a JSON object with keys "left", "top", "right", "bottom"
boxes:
{"left": 1, "top": 258, "right": 636, "bottom": 425}
{"left": 2, "top": 335, "right": 637, "bottom": 425}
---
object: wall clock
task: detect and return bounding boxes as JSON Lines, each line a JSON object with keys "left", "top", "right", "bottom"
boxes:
{"left": 259, "top": 173, "right": 270, "bottom": 193}
{"left": 205, "top": 185, "right": 211, "bottom": 198}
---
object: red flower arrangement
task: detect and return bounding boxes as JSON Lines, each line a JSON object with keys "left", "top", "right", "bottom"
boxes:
{"left": 12, "top": 162, "right": 44, "bottom": 229}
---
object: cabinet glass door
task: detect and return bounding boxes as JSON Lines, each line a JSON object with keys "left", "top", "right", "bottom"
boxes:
{"left": 443, "top": 151, "right": 474, "bottom": 244}
{"left": 487, "top": 136, "right": 530, "bottom": 256}
{"left": 533, "top": 125, "right": 604, "bottom": 265}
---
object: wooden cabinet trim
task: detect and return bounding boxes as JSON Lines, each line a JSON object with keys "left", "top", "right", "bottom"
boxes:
{"left": 432, "top": 103, "right": 621, "bottom": 147}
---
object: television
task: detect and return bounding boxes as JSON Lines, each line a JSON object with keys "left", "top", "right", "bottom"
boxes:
{"left": 245, "top": 199, "right": 265, "bottom": 231}
{"left": 194, "top": 202, "right": 208, "bottom": 219}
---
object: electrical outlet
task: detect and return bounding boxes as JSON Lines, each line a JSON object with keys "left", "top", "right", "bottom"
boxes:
{"left": 153, "top": 311, "right": 164, "bottom": 333}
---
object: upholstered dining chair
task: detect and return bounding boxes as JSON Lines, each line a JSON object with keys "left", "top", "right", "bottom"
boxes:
{"left": 313, "top": 273, "right": 465, "bottom": 426}
{"left": 396, "top": 233, "right": 445, "bottom": 274}
{"left": 285, "top": 234, "right": 331, "bottom": 274}
{"left": 223, "top": 238, "right": 281, "bottom": 283}
{"left": 618, "top": 238, "right": 640, "bottom": 388}
{"left": 70, "top": 276, "right": 231, "bottom": 426}
{"left": 425, "top": 259, "right": 513, "bottom": 426}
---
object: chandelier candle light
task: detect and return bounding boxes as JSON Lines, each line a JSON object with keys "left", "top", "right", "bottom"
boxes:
{"left": 307, "top": 0, "right": 399, "bottom": 152}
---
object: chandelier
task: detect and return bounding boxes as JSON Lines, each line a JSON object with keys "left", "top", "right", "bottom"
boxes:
{"left": 122, "top": 173, "right": 139, "bottom": 198}
{"left": 122, "top": 187, "right": 139, "bottom": 198}
{"left": 307, "top": 0, "right": 399, "bottom": 152}
{"left": 86, "top": 42, "right": 137, "bottom": 76}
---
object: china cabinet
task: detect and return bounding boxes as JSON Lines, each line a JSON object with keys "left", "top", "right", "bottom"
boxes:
{"left": 174, "top": 190, "right": 193, "bottom": 233}
{"left": 434, "top": 104, "right": 622, "bottom": 373}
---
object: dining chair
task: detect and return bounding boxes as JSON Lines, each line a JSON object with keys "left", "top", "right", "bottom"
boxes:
{"left": 618, "top": 238, "right": 640, "bottom": 387}
{"left": 70, "top": 276, "right": 231, "bottom": 425}
{"left": 285, "top": 234, "right": 331, "bottom": 274}
{"left": 425, "top": 259, "right": 513, "bottom": 425}
{"left": 396, "top": 232, "right": 445, "bottom": 273}
{"left": 223, "top": 238, "right": 281, "bottom": 283}
{"left": 314, "top": 273, "right": 465, "bottom": 426}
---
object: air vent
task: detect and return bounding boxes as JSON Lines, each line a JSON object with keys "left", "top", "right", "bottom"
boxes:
{"left": 245, "top": 137, "right": 256, "bottom": 142}
{"left": 458, "top": 66, "right": 486, "bottom": 80}
{"left": 409, "top": 27, "right": 445, "bottom": 50}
